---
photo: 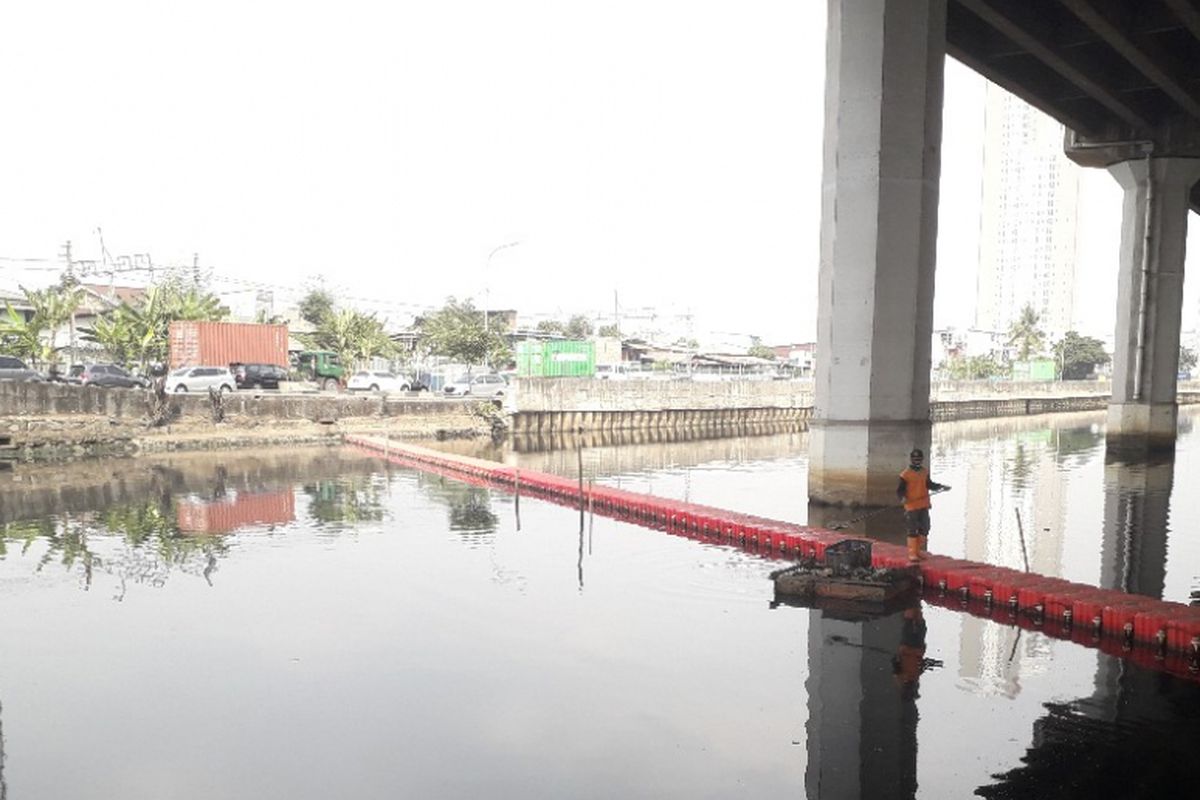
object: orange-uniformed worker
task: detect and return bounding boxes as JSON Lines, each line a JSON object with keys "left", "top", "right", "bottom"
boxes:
{"left": 896, "top": 448, "right": 948, "bottom": 562}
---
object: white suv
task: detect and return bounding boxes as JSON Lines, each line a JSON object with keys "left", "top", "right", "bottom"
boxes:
{"left": 169, "top": 366, "right": 235, "bottom": 393}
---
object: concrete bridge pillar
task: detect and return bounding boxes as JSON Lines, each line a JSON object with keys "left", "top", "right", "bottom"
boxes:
{"left": 1106, "top": 157, "right": 1200, "bottom": 453}
{"left": 809, "top": 0, "right": 945, "bottom": 505}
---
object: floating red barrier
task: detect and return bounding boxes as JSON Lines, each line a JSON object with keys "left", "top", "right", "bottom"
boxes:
{"left": 342, "top": 436, "right": 1200, "bottom": 673}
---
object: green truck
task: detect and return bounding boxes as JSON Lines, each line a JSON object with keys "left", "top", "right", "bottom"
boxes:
{"left": 296, "top": 350, "right": 346, "bottom": 391}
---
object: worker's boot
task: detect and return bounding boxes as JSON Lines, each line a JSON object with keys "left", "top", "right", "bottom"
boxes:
{"left": 907, "top": 536, "right": 921, "bottom": 563}
{"left": 918, "top": 535, "right": 930, "bottom": 560}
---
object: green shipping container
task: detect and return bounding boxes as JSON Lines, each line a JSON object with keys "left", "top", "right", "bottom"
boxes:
{"left": 1012, "top": 359, "right": 1056, "bottom": 381}
{"left": 516, "top": 340, "right": 596, "bottom": 377}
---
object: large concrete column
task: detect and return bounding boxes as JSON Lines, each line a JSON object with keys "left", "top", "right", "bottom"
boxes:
{"left": 809, "top": 0, "right": 945, "bottom": 505}
{"left": 1106, "top": 157, "right": 1200, "bottom": 453}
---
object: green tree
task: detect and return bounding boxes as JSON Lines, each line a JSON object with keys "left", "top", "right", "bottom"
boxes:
{"left": 79, "top": 278, "right": 227, "bottom": 369}
{"left": 0, "top": 301, "right": 45, "bottom": 363}
{"left": 303, "top": 308, "right": 396, "bottom": 367}
{"left": 1008, "top": 304, "right": 1046, "bottom": 361}
{"left": 0, "top": 284, "right": 84, "bottom": 368}
{"left": 418, "top": 297, "right": 511, "bottom": 366}
{"left": 564, "top": 314, "right": 593, "bottom": 339}
{"left": 1052, "top": 331, "right": 1110, "bottom": 380}
{"left": 941, "top": 353, "right": 1008, "bottom": 380}
{"left": 597, "top": 324, "right": 621, "bottom": 338}
{"left": 298, "top": 285, "right": 336, "bottom": 327}
{"left": 747, "top": 336, "right": 777, "bottom": 361}
{"left": 1180, "top": 345, "right": 1197, "bottom": 375}
{"left": 536, "top": 319, "right": 566, "bottom": 336}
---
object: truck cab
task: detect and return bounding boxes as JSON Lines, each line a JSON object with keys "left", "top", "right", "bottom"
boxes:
{"left": 296, "top": 350, "right": 346, "bottom": 391}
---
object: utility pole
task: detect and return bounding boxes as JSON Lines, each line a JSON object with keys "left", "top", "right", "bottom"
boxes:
{"left": 60, "top": 241, "right": 77, "bottom": 366}
{"left": 614, "top": 289, "right": 620, "bottom": 335}
{"left": 192, "top": 253, "right": 200, "bottom": 287}
{"left": 60, "top": 240, "right": 74, "bottom": 283}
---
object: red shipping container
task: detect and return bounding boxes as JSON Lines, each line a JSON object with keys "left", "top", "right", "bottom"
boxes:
{"left": 168, "top": 320, "right": 289, "bottom": 369}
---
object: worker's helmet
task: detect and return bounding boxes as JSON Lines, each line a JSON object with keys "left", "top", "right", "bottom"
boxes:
{"left": 910, "top": 448, "right": 924, "bottom": 460}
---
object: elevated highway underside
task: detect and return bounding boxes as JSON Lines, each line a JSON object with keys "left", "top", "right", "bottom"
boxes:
{"left": 945, "top": 0, "right": 1200, "bottom": 209}
{"left": 812, "top": 0, "right": 1200, "bottom": 503}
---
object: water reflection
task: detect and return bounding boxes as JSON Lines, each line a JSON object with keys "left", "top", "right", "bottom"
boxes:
{"left": 0, "top": 502, "right": 227, "bottom": 598}
{"left": 0, "top": 448, "right": 389, "bottom": 595}
{"left": 303, "top": 477, "right": 389, "bottom": 527}
{"left": 805, "top": 602, "right": 923, "bottom": 799}
{"left": 414, "top": 472, "right": 500, "bottom": 537}
{"left": 449, "top": 407, "right": 1200, "bottom": 797}
{"left": 2, "top": 413, "right": 1200, "bottom": 797}
{"left": 977, "top": 660, "right": 1200, "bottom": 798}
{"left": 1100, "top": 454, "right": 1173, "bottom": 598}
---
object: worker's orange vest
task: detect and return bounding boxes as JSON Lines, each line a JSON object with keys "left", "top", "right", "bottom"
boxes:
{"left": 900, "top": 468, "right": 931, "bottom": 512}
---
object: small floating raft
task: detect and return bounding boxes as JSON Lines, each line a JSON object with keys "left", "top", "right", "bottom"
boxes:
{"left": 771, "top": 539, "right": 918, "bottom": 611}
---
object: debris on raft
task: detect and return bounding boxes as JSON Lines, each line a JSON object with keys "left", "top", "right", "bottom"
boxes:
{"left": 769, "top": 540, "right": 917, "bottom": 613}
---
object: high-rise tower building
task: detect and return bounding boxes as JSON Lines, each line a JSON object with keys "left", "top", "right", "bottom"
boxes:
{"left": 975, "top": 84, "right": 1081, "bottom": 340}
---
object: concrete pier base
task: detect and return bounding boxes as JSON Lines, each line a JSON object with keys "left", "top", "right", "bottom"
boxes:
{"left": 1106, "top": 402, "right": 1179, "bottom": 454}
{"left": 809, "top": 420, "right": 931, "bottom": 507}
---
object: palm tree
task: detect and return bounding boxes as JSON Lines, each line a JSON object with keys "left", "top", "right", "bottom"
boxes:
{"left": 25, "top": 286, "right": 84, "bottom": 367}
{"left": 1008, "top": 304, "right": 1046, "bottom": 361}
{"left": 304, "top": 309, "right": 396, "bottom": 368}
{"left": 0, "top": 302, "right": 44, "bottom": 363}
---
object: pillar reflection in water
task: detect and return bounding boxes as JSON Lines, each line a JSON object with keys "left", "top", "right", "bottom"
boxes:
{"left": 1099, "top": 453, "right": 1174, "bottom": 599}
{"left": 805, "top": 603, "right": 926, "bottom": 800}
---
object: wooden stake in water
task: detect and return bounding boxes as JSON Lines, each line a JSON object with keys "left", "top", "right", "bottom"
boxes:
{"left": 577, "top": 439, "right": 585, "bottom": 523}
{"left": 588, "top": 478, "right": 595, "bottom": 554}
{"left": 1015, "top": 508, "right": 1031, "bottom": 573}
{"left": 514, "top": 469, "right": 521, "bottom": 532}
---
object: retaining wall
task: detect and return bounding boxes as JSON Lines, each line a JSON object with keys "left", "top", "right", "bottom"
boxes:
{"left": 0, "top": 381, "right": 476, "bottom": 423}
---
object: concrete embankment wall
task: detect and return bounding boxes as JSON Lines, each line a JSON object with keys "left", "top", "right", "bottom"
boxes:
{"left": 0, "top": 381, "right": 475, "bottom": 423}
{"left": 512, "top": 378, "right": 1200, "bottom": 432}
{"left": 511, "top": 378, "right": 810, "bottom": 435}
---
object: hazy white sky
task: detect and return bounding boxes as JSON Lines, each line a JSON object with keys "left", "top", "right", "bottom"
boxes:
{"left": 1, "top": 1, "right": 1197, "bottom": 344}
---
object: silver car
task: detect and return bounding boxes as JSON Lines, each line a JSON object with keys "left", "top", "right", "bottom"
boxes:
{"left": 169, "top": 366, "right": 235, "bottom": 393}
{"left": 443, "top": 372, "right": 508, "bottom": 398}
{"left": 0, "top": 355, "right": 44, "bottom": 382}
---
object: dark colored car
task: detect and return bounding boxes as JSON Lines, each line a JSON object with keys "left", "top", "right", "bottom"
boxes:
{"left": 231, "top": 363, "right": 289, "bottom": 390}
{"left": 0, "top": 355, "right": 43, "bottom": 382}
{"left": 70, "top": 363, "right": 148, "bottom": 388}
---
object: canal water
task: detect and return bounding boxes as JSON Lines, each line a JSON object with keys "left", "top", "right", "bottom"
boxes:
{"left": 0, "top": 409, "right": 1197, "bottom": 798}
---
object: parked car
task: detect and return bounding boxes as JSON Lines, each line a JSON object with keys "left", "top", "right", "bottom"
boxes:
{"left": 231, "top": 362, "right": 289, "bottom": 390}
{"left": 69, "top": 363, "right": 149, "bottom": 389}
{"left": 0, "top": 356, "right": 44, "bottom": 382}
{"left": 347, "top": 370, "right": 411, "bottom": 393}
{"left": 168, "top": 366, "right": 235, "bottom": 393}
{"left": 443, "top": 372, "right": 507, "bottom": 398}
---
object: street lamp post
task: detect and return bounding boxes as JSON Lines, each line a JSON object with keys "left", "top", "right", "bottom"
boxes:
{"left": 484, "top": 241, "right": 521, "bottom": 334}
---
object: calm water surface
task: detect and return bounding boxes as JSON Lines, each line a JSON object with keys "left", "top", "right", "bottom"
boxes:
{"left": 0, "top": 411, "right": 1197, "bottom": 799}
